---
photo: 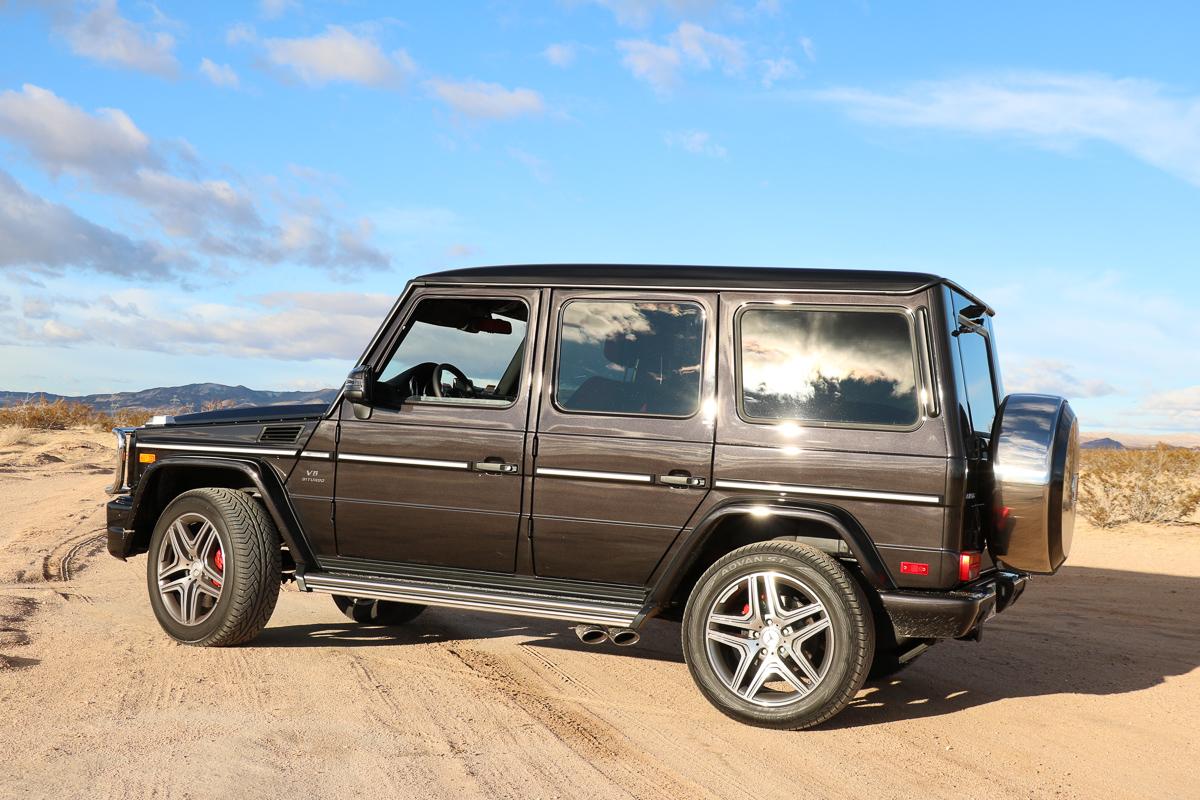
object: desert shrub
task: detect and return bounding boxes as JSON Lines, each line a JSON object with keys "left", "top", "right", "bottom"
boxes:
{"left": 1080, "top": 445, "right": 1200, "bottom": 527}
{"left": 0, "top": 400, "right": 154, "bottom": 431}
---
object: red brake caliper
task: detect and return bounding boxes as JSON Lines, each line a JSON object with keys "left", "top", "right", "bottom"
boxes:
{"left": 213, "top": 548, "right": 224, "bottom": 588}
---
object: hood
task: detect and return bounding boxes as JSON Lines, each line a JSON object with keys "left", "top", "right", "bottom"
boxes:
{"left": 159, "top": 403, "right": 331, "bottom": 426}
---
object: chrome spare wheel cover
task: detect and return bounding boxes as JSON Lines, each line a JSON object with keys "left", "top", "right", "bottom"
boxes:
{"left": 157, "top": 512, "right": 225, "bottom": 626}
{"left": 704, "top": 571, "right": 833, "bottom": 708}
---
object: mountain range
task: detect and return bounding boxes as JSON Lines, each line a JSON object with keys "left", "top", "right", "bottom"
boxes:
{"left": 0, "top": 383, "right": 338, "bottom": 414}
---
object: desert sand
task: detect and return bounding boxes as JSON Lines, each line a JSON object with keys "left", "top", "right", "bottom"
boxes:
{"left": 1, "top": 428, "right": 1197, "bottom": 799}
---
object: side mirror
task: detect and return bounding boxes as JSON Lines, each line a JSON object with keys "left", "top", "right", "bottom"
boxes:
{"left": 343, "top": 365, "right": 374, "bottom": 403}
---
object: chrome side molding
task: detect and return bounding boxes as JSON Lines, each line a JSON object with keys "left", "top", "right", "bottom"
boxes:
{"left": 535, "top": 467, "right": 653, "bottom": 484}
{"left": 713, "top": 478, "right": 942, "bottom": 506}
{"left": 301, "top": 572, "right": 641, "bottom": 627}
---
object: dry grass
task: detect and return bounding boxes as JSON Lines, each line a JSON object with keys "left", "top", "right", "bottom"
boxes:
{"left": 0, "top": 400, "right": 156, "bottom": 431}
{"left": 1080, "top": 445, "right": 1200, "bottom": 528}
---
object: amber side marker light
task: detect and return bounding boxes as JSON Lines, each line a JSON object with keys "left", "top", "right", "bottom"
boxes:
{"left": 959, "top": 551, "right": 982, "bottom": 582}
{"left": 139, "top": 453, "right": 156, "bottom": 464}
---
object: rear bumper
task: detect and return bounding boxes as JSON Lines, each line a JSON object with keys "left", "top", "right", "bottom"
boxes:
{"left": 879, "top": 570, "right": 1029, "bottom": 639}
{"left": 106, "top": 495, "right": 136, "bottom": 560}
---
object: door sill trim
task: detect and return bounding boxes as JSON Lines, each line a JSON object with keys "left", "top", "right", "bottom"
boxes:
{"left": 301, "top": 572, "right": 643, "bottom": 627}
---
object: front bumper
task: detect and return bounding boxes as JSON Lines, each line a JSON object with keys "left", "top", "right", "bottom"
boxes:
{"left": 879, "top": 570, "right": 1029, "bottom": 639}
{"left": 106, "top": 495, "right": 136, "bottom": 560}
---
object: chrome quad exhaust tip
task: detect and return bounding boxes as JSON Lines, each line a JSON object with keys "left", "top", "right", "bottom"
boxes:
{"left": 607, "top": 627, "right": 640, "bottom": 646}
{"left": 573, "top": 624, "right": 609, "bottom": 644}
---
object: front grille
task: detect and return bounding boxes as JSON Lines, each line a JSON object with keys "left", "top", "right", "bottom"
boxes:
{"left": 258, "top": 424, "right": 304, "bottom": 444}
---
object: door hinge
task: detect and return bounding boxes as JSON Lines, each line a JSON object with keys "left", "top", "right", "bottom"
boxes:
{"left": 531, "top": 435, "right": 539, "bottom": 457}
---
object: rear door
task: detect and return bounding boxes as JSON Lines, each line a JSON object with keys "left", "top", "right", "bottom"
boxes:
{"left": 333, "top": 287, "right": 539, "bottom": 573}
{"left": 529, "top": 290, "right": 717, "bottom": 585}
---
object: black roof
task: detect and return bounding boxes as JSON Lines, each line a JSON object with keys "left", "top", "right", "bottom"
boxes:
{"left": 417, "top": 263, "right": 991, "bottom": 312}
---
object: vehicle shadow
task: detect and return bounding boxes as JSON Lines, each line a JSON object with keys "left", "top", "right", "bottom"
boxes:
{"left": 255, "top": 564, "right": 1199, "bottom": 723}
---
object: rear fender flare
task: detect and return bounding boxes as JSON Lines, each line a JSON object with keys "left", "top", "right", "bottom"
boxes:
{"left": 129, "top": 456, "right": 314, "bottom": 570}
{"left": 648, "top": 500, "right": 895, "bottom": 610}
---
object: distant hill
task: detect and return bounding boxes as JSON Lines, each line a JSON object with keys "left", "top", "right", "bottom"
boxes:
{"left": 1081, "top": 437, "right": 1125, "bottom": 450}
{"left": 0, "top": 383, "right": 338, "bottom": 414}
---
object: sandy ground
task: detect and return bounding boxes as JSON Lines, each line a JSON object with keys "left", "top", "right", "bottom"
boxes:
{"left": 0, "top": 428, "right": 1197, "bottom": 800}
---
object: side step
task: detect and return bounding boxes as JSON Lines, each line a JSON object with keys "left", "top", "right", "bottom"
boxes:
{"left": 299, "top": 572, "right": 643, "bottom": 628}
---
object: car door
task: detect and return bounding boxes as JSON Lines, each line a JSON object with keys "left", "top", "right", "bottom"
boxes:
{"left": 332, "top": 287, "right": 539, "bottom": 573}
{"left": 530, "top": 290, "right": 717, "bottom": 586}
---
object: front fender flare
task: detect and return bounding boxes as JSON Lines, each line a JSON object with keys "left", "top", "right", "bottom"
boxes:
{"left": 127, "top": 456, "right": 315, "bottom": 570}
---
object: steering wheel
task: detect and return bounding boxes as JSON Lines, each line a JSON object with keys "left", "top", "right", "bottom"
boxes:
{"left": 431, "top": 363, "right": 472, "bottom": 398}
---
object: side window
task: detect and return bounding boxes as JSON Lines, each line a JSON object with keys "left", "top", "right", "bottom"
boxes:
{"left": 375, "top": 297, "right": 528, "bottom": 409}
{"left": 738, "top": 306, "right": 920, "bottom": 427}
{"left": 555, "top": 300, "right": 704, "bottom": 417}
{"left": 951, "top": 293, "right": 1000, "bottom": 436}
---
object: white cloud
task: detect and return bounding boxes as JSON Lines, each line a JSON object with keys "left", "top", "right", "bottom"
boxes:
{"left": 0, "top": 168, "right": 176, "bottom": 278}
{"left": 6, "top": 290, "right": 397, "bottom": 362}
{"left": 618, "top": 23, "right": 744, "bottom": 93}
{"left": 508, "top": 147, "right": 552, "bottom": 182}
{"left": 815, "top": 72, "right": 1200, "bottom": 186}
{"left": 798, "top": 35, "right": 815, "bottom": 62}
{"left": 0, "top": 83, "right": 155, "bottom": 176}
{"left": 226, "top": 22, "right": 257, "bottom": 46}
{"left": 0, "top": 85, "right": 390, "bottom": 278}
{"left": 616, "top": 40, "right": 681, "bottom": 93}
{"left": 259, "top": 0, "right": 297, "bottom": 19}
{"left": 1005, "top": 359, "right": 1117, "bottom": 399}
{"left": 543, "top": 43, "right": 577, "bottom": 68}
{"left": 1134, "top": 386, "right": 1200, "bottom": 432}
{"left": 264, "top": 26, "right": 415, "bottom": 88}
{"left": 587, "top": 0, "right": 719, "bottom": 27}
{"left": 760, "top": 57, "right": 798, "bottom": 88}
{"left": 428, "top": 80, "right": 544, "bottom": 120}
{"left": 60, "top": 0, "right": 178, "bottom": 77}
{"left": 199, "top": 58, "right": 240, "bottom": 88}
{"left": 664, "top": 129, "right": 726, "bottom": 157}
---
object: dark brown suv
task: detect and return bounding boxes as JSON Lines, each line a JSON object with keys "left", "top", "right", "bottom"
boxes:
{"left": 105, "top": 265, "right": 1079, "bottom": 729}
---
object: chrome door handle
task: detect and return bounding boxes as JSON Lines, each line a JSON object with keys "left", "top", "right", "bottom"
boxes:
{"left": 474, "top": 460, "right": 519, "bottom": 474}
{"left": 658, "top": 474, "right": 706, "bottom": 488}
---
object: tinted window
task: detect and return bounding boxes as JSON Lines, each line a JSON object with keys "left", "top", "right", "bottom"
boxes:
{"left": 739, "top": 307, "right": 920, "bottom": 426}
{"left": 951, "top": 294, "right": 999, "bottom": 436}
{"left": 556, "top": 300, "right": 703, "bottom": 416}
{"left": 375, "top": 297, "right": 527, "bottom": 408}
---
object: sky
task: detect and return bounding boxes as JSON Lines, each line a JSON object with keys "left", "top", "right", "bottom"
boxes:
{"left": 0, "top": 0, "right": 1197, "bottom": 434}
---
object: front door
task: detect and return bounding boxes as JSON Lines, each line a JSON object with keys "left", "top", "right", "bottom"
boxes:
{"left": 333, "top": 288, "right": 539, "bottom": 573}
{"left": 530, "top": 290, "right": 717, "bottom": 585}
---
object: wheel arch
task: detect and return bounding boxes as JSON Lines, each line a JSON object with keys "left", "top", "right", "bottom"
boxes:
{"left": 127, "top": 457, "right": 314, "bottom": 570}
{"left": 647, "top": 501, "right": 895, "bottom": 618}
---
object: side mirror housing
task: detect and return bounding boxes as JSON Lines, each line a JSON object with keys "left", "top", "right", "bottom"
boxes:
{"left": 343, "top": 365, "right": 374, "bottom": 403}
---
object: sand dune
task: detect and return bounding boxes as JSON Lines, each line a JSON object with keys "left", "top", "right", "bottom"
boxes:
{"left": 1, "top": 428, "right": 1197, "bottom": 799}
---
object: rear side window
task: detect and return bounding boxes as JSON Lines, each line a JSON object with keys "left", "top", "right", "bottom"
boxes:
{"left": 555, "top": 300, "right": 704, "bottom": 417}
{"left": 738, "top": 306, "right": 920, "bottom": 427}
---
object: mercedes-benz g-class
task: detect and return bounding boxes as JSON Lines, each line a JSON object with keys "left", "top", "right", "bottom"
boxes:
{"left": 105, "top": 265, "right": 1079, "bottom": 729}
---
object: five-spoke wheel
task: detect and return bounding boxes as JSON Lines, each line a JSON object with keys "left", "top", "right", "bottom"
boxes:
{"left": 683, "top": 540, "right": 874, "bottom": 729}
{"left": 146, "top": 488, "right": 281, "bottom": 647}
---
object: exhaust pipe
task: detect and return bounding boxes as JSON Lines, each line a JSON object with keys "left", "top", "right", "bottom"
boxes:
{"left": 574, "top": 624, "right": 609, "bottom": 645}
{"left": 607, "top": 627, "right": 640, "bottom": 647}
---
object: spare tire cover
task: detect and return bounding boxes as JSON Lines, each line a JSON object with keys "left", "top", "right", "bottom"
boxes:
{"left": 989, "top": 394, "right": 1079, "bottom": 574}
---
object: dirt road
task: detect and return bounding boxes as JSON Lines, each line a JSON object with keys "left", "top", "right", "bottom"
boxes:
{"left": 1, "top": 429, "right": 1197, "bottom": 799}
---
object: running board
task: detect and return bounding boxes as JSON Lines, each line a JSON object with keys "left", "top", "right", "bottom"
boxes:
{"left": 299, "top": 572, "right": 642, "bottom": 627}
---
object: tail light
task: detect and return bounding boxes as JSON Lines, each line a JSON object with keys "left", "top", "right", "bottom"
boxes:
{"left": 959, "top": 551, "right": 982, "bottom": 582}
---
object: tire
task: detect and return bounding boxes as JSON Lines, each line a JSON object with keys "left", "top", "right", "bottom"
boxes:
{"left": 146, "top": 488, "right": 281, "bottom": 647}
{"left": 682, "top": 541, "right": 874, "bottom": 730}
{"left": 332, "top": 595, "right": 425, "bottom": 626}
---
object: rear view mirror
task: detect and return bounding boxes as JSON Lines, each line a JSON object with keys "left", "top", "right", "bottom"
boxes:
{"left": 474, "top": 318, "right": 513, "bottom": 335}
{"left": 343, "top": 365, "right": 374, "bottom": 403}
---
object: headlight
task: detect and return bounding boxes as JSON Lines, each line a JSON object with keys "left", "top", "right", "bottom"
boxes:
{"left": 105, "top": 427, "right": 139, "bottom": 495}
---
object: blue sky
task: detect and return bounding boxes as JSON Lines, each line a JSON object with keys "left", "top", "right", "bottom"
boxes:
{"left": 0, "top": 0, "right": 1197, "bottom": 433}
